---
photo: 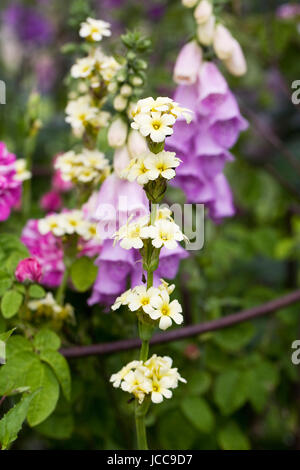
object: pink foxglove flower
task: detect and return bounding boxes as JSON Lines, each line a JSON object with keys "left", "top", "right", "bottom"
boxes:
{"left": 167, "top": 60, "right": 247, "bottom": 221}
{"left": 93, "top": 174, "right": 149, "bottom": 239}
{"left": 173, "top": 41, "right": 203, "bottom": 86}
{"left": 15, "top": 257, "right": 43, "bottom": 283}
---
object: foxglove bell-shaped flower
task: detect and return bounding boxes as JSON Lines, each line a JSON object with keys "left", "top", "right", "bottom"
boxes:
{"left": 93, "top": 174, "right": 149, "bottom": 238}
{"left": 173, "top": 41, "right": 203, "bottom": 85}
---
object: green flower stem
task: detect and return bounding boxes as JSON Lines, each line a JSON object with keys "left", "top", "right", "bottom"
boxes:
{"left": 146, "top": 271, "right": 153, "bottom": 290}
{"left": 150, "top": 202, "right": 158, "bottom": 225}
{"left": 135, "top": 398, "right": 149, "bottom": 450}
{"left": 139, "top": 336, "right": 149, "bottom": 361}
{"left": 135, "top": 199, "right": 159, "bottom": 449}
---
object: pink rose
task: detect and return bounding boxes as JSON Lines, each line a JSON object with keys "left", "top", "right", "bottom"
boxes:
{"left": 15, "top": 257, "right": 43, "bottom": 283}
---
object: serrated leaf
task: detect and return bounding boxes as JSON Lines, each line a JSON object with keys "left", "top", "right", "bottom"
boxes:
{"left": 26, "top": 362, "right": 60, "bottom": 427}
{"left": 40, "top": 350, "right": 71, "bottom": 401}
{"left": 213, "top": 369, "right": 250, "bottom": 415}
{"left": 1, "top": 290, "right": 23, "bottom": 319}
{"left": 33, "top": 329, "right": 61, "bottom": 352}
{"left": 28, "top": 284, "right": 46, "bottom": 299}
{"left": 181, "top": 397, "right": 215, "bottom": 433}
{"left": 70, "top": 257, "right": 98, "bottom": 292}
{"left": 0, "top": 392, "right": 37, "bottom": 450}
{"left": 218, "top": 422, "right": 251, "bottom": 450}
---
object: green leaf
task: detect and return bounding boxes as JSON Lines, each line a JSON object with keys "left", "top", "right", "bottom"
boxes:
{"left": 186, "top": 371, "right": 211, "bottom": 395}
{"left": 275, "top": 238, "right": 294, "bottom": 259}
{"left": 14, "top": 284, "right": 26, "bottom": 294}
{"left": 6, "top": 336, "right": 33, "bottom": 361}
{"left": 28, "top": 284, "right": 46, "bottom": 299}
{"left": 26, "top": 361, "right": 60, "bottom": 427}
{"left": 0, "top": 392, "right": 37, "bottom": 450}
{"left": 5, "top": 253, "right": 26, "bottom": 274}
{"left": 213, "top": 369, "right": 250, "bottom": 415}
{"left": 70, "top": 256, "right": 98, "bottom": 292}
{"left": 40, "top": 350, "right": 71, "bottom": 401}
{"left": 0, "top": 352, "right": 38, "bottom": 396}
{"left": 181, "top": 397, "right": 215, "bottom": 433}
{"left": 33, "top": 329, "right": 61, "bottom": 352}
{"left": 0, "top": 328, "right": 16, "bottom": 343}
{"left": 0, "top": 234, "right": 28, "bottom": 256}
{"left": 218, "top": 422, "right": 251, "bottom": 450}
{"left": 0, "top": 271, "right": 13, "bottom": 296}
{"left": 244, "top": 361, "right": 279, "bottom": 413}
{"left": 1, "top": 290, "right": 23, "bottom": 319}
{"left": 213, "top": 322, "right": 255, "bottom": 352}
{"left": 158, "top": 410, "right": 196, "bottom": 449}
{"left": 35, "top": 408, "right": 73, "bottom": 439}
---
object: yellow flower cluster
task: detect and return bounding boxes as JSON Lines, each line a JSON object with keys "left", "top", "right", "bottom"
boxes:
{"left": 131, "top": 97, "right": 193, "bottom": 143}
{"left": 28, "top": 293, "right": 74, "bottom": 326}
{"left": 38, "top": 210, "right": 99, "bottom": 241}
{"left": 112, "top": 279, "right": 183, "bottom": 331}
{"left": 122, "top": 150, "right": 181, "bottom": 185}
{"left": 110, "top": 355, "right": 186, "bottom": 404}
{"left": 55, "top": 149, "right": 110, "bottom": 185}
{"left": 113, "top": 211, "right": 187, "bottom": 251}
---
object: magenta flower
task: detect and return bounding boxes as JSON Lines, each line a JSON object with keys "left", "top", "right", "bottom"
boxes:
{"left": 21, "top": 219, "right": 64, "bottom": 288}
{"left": 52, "top": 155, "right": 73, "bottom": 193}
{"left": 0, "top": 142, "right": 22, "bottom": 222}
{"left": 15, "top": 257, "right": 43, "bottom": 283}
{"left": 40, "top": 191, "right": 62, "bottom": 213}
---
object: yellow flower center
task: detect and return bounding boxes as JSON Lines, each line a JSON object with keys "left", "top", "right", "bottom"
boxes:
{"left": 152, "top": 121, "right": 162, "bottom": 130}
{"left": 157, "top": 163, "right": 167, "bottom": 171}
{"left": 130, "top": 226, "right": 140, "bottom": 238}
{"left": 160, "top": 231, "right": 169, "bottom": 241}
{"left": 141, "top": 297, "right": 150, "bottom": 306}
{"left": 69, "top": 219, "right": 78, "bottom": 226}
{"left": 139, "top": 164, "right": 148, "bottom": 174}
{"left": 161, "top": 304, "right": 170, "bottom": 316}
